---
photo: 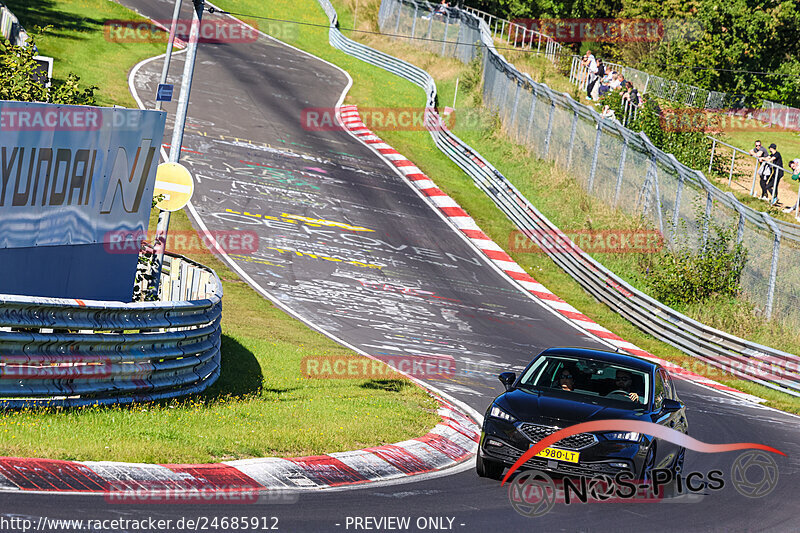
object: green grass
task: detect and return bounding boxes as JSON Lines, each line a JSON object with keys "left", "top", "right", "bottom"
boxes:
{"left": 0, "top": 0, "right": 439, "bottom": 463}
{"left": 4, "top": 0, "right": 171, "bottom": 107}
{"left": 204, "top": 0, "right": 800, "bottom": 414}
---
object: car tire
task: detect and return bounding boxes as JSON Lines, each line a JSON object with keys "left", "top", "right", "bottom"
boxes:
{"left": 639, "top": 444, "right": 656, "bottom": 484}
{"left": 476, "top": 453, "right": 505, "bottom": 480}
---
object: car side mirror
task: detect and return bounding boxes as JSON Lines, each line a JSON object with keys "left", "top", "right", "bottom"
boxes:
{"left": 662, "top": 399, "right": 683, "bottom": 413}
{"left": 498, "top": 372, "right": 516, "bottom": 392}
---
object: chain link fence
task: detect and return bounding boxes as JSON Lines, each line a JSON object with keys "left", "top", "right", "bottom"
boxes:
{"left": 378, "top": 0, "right": 800, "bottom": 326}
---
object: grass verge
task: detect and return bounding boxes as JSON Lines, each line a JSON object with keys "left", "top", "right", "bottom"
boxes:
{"left": 208, "top": 0, "right": 800, "bottom": 414}
{"left": 0, "top": 0, "right": 439, "bottom": 463}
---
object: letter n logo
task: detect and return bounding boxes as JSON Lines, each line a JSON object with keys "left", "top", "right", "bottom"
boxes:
{"left": 100, "top": 139, "right": 156, "bottom": 214}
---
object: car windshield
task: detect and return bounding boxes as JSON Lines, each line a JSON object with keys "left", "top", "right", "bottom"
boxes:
{"left": 517, "top": 355, "right": 649, "bottom": 409}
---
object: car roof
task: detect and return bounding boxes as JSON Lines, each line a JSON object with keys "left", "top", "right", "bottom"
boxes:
{"left": 536, "top": 347, "right": 657, "bottom": 373}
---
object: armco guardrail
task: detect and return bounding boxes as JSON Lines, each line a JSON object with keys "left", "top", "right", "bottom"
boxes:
{"left": 316, "top": 0, "right": 800, "bottom": 397}
{"left": 0, "top": 253, "right": 222, "bottom": 408}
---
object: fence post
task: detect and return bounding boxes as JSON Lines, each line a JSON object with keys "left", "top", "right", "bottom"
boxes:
{"left": 537, "top": 32, "right": 541, "bottom": 53}
{"left": 702, "top": 190, "right": 713, "bottom": 246}
{"left": 426, "top": 7, "right": 434, "bottom": 42}
{"left": 507, "top": 22, "right": 513, "bottom": 43}
{"left": 750, "top": 159, "right": 759, "bottom": 196}
{"left": 509, "top": 80, "right": 521, "bottom": 135}
{"left": 613, "top": 138, "right": 628, "bottom": 208}
{"left": 500, "top": 20, "right": 505, "bottom": 40}
{"left": 524, "top": 84, "right": 537, "bottom": 146}
{"left": 728, "top": 149, "right": 735, "bottom": 185}
{"left": 708, "top": 138, "right": 716, "bottom": 174}
{"left": 410, "top": 5, "right": 418, "bottom": 38}
{"left": 543, "top": 100, "right": 555, "bottom": 158}
{"left": 672, "top": 175, "right": 683, "bottom": 245}
{"left": 761, "top": 213, "right": 781, "bottom": 320}
{"left": 566, "top": 110, "right": 578, "bottom": 169}
{"left": 394, "top": 1, "right": 402, "bottom": 34}
{"left": 441, "top": 15, "right": 449, "bottom": 55}
{"left": 513, "top": 24, "right": 519, "bottom": 47}
{"left": 587, "top": 122, "right": 602, "bottom": 193}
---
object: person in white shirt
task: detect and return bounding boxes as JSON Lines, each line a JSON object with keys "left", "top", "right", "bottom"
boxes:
{"left": 581, "top": 50, "right": 598, "bottom": 100}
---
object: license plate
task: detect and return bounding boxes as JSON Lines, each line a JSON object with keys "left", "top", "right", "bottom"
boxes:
{"left": 533, "top": 446, "right": 580, "bottom": 463}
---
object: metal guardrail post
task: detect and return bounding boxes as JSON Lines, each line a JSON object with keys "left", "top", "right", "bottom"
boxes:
{"left": 587, "top": 122, "right": 602, "bottom": 193}
{"left": 566, "top": 110, "right": 578, "bottom": 168}
{"left": 543, "top": 100, "right": 555, "bottom": 157}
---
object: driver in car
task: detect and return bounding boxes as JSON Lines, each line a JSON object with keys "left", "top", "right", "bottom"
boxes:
{"left": 607, "top": 370, "right": 639, "bottom": 402}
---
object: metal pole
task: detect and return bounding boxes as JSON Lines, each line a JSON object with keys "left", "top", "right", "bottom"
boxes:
{"left": 154, "top": 0, "right": 183, "bottom": 112}
{"left": 394, "top": 1, "right": 402, "bottom": 34}
{"left": 543, "top": 101, "right": 555, "bottom": 157}
{"left": 524, "top": 87, "right": 537, "bottom": 147}
{"left": 763, "top": 215, "right": 781, "bottom": 319}
{"left": 566, "top": 111, "right": 578, "bottom": 169}
{"left": 587, "top": 123, "right": 602, "bottom": 193}
{"left": 750, "top": 159, "right": 759, "bottom": 196}
{"left": 509, "top": 81, "right": 521, "bottom": 136}
{"left": 708, "top": 138, "right": 716, "bottom": 174}
{"left": 702, "top": 191, "right": 712, "bottom": 247}
{"left": 152, "top": 0, "right": 204, "bottom": 297}
{"left": 452, "top": 76, "right": 459, "bottom": 109}
{"left": 672, "top": 175, "right": 683, "bottom": 245}
{"left": 613, "top": 139, "right": 628, "bottom": 208}
{"left": 728, "top": 149, "right": 735, "bottom": 185}
{"left": 441, "top": 15, "right": 449, "bottom": 55}
{"left": 410, "top": 5, "right": 417, "bottom": 38}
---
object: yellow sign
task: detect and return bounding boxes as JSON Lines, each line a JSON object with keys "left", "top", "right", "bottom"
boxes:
{"left": 534, "top": 447, "right": 580, "bottom": 463}
{"left": 154, "top": 162, "right": 194, "bottom": 211}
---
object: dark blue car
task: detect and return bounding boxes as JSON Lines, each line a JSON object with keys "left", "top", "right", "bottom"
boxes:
{"left": 476, "top": 347, "right": 688, "bottom": 481}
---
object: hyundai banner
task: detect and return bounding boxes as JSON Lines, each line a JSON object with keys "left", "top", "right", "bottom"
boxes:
{"left": 0, "top": 101, "right": 166, "bottom": 301}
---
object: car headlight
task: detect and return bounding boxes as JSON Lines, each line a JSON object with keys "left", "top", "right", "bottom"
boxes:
{"left": 604, "top": 431, "right": 641, "bottom": 441}
{"left": 489, "top": 405, "right": 516, "bottom": 422}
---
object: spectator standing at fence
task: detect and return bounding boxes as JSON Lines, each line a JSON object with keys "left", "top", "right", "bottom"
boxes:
{"left": 582, "top": 50, "right": 598, "bottom": 100}
{"left": 749, "top": 139, "right": 768, "bottom": 160}
{"left": 758, "top": 143, "right": 783, "bottom": 203}
{"left": 622, "top": 81, "right": 639, "bottom": 107}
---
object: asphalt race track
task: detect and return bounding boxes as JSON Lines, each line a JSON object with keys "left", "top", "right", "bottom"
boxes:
{"left": 1, "top": 1, "right": 798, "bottom": 531}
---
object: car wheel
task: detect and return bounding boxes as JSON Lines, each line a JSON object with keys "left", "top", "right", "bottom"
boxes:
{"left": 476, "top": 453, "right": 505, "bottom": 480}
{"left": 672, "top": 446, "right": 686, "bottom": 475}
{"left": 639, "top": 444, "right": 656, "bottom": 484}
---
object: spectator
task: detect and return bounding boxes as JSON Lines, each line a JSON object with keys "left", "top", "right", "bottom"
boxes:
{"left": 582, "top": 50, "right": 598, "bottom": 100}
{"left": 759, "top": 143, "right": 784, "bottom": 204}
{"left": 621, "top": 81, "right": 640, "bottom": 107}
{"left": 598, "top": 68, "right": 614, "bottom": 97}
{"left": 600, "top": 104, "right": 617, "bottom": 121}
{"left": 783, "top": 159, "right": 800, "bottom": 214}
{"left": 749, "top": 139, "right": 768, "bottom": 160}
{"left": 608, "top": 71, "right": 623, "bottom": 91}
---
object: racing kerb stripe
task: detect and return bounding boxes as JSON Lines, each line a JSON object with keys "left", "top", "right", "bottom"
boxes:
{"left": 0, "top": 398, "right": 477, "bottom": 493}
{"left": 337, "top": 104, "right": 761, "bottom": 404}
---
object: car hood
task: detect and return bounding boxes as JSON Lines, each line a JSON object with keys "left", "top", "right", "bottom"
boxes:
{"left": 497, "top": 389, "right": 646, "bottom": 425}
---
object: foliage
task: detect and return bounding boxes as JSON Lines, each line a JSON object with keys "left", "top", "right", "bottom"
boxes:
{"left": 457, "top": 52, "right": 484, "bottom": 107}
{"left": 470, "top": 0, "right": 800, "bottom": 107}
{"left": 0, "top": 34, "right": 96, "bottom": 105}
{"left": 640, "top": 206, "right": 748, "bottom": 306}
{"left": 599, "top": 90, "right": 712, "bottom": 170}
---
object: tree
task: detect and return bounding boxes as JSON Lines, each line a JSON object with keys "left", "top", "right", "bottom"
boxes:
{"left": 0, "top": 35, "right": 96, "bottom": 105}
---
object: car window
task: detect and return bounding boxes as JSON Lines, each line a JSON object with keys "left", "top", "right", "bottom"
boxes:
{"left": 654, "top": 372, "right": 665, "bottom": 410}
{"left": 518, "top": 355, "right": 649, "bottom": 408}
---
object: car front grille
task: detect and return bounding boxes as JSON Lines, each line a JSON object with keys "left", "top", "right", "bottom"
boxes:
{"left": 518, "top": 423, "right": 598, "bottom": 450}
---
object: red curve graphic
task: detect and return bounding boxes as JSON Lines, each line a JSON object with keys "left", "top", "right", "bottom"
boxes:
{"left": 500, "top": 419, "right": 785, "bottom": 485}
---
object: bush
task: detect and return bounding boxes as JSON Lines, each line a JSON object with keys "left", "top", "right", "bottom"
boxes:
{"left": 640, "top": 209, "right": 748, "bottom": 306}
{"left": 598, "top": 91, "right": 712, "bottom": 171}
{"left": 0, "top": 34, "right": 96, "bottom": 105}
